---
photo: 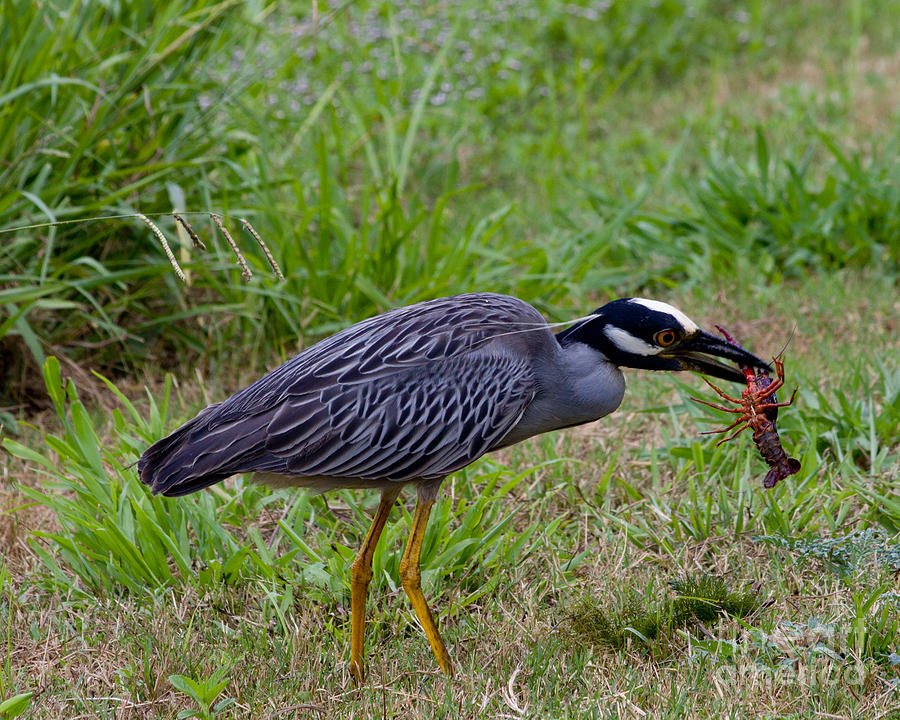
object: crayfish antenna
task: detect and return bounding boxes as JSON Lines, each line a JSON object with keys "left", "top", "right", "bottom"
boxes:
{"left": 773, "top": 325, "right": 797, "bottom": 361}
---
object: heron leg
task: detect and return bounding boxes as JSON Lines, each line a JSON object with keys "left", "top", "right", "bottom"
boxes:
{"left": 398, "top": 497, "right": 454, "bottom": 677}
{"left": 350, "top": 487, "right": 400, "bottom": 683}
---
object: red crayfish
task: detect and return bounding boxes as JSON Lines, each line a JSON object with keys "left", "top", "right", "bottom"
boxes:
{"left": 692, "top": 326, "right": 800, "bottom": 488}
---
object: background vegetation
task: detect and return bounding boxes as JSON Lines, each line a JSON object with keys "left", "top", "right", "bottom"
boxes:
{"left": 1, "top": 0, "right": 898, "bottom": 717}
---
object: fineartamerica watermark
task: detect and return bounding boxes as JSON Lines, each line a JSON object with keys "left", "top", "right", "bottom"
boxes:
{"left": 710, "top": 658, "right": 871, "bottom": 691}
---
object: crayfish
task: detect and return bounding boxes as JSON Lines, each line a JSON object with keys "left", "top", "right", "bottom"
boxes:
{"left": 692, "top": 326, "right": 800, "bottom": 489}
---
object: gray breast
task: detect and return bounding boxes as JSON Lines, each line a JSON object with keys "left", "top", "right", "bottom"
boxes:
{"left": 497, "top": 340, "right": 625, "bottom": 447}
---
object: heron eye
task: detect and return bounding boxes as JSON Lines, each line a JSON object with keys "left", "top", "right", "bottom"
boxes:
{"left": 655, "top": 330, "right": 677, "bottom": 347}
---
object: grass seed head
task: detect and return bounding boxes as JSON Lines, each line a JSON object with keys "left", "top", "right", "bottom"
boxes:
{"left": 210, "top": 213, "right": 252, "bottom": 281}
{"left": 173, "top": 213, "right": 206, "bottom": 250}
{"left": 137, "top": 213, "right": 186, "bottom": 282}
{"left": 240, "top": 218, "right": 284, "bottom": 281}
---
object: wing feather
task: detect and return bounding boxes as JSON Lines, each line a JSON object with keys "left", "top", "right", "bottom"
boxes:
{"left": 272, "top": 353, "right": 535, "bottom": 481}
{"left": 139, "top": 293, "right": 547, "bottom": 495}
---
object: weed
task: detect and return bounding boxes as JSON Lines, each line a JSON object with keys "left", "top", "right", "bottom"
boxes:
{"left": 755, "top": 529, "right": 900, "bottom": 578}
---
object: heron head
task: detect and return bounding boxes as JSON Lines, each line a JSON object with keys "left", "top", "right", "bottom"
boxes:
{"left": 556, "top": 298, "right": 769, "bottom": 383}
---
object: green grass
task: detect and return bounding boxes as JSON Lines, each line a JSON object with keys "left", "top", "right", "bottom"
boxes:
{"left": 3, "top": 0, "right": 899, "bottom": 403}
{"left": 2, "top": 0, "right": 900, "bottom": 717}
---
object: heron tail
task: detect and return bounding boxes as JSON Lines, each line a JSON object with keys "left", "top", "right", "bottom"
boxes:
{"left": 137, "top": 405, "right": 235, "bottom": 497}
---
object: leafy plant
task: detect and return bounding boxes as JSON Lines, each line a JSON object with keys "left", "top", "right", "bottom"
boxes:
{"left": 169, "top": 668, "right": 233, "bottom": 720}
{"left": 802, "top": 361, "right": 900, "bottom": 474}
{"left": 3, "top": 358, "right": 278, "bottom": 595}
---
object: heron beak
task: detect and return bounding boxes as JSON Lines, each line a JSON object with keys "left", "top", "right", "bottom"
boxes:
{"left": 662, "top": 329, "right": 770, "bottom": 384}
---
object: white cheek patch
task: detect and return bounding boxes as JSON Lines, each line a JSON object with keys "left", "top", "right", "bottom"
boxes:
{"left": 629, "top": 298, "right": 699, "bottom": 334}
{"left": 604, "top": 326, "right": 660, "bottom": 356}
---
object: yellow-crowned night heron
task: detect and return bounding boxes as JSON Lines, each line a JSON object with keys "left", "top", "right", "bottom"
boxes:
{"left": 138, "top": 293, "right": 767, "bottom": 680}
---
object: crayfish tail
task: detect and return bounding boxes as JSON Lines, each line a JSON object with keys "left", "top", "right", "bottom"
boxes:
{"left": 762, "top": 458, "right": 801, "bottom": 489}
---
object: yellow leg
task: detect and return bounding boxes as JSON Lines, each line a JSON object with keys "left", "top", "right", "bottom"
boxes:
{"left": 349, "top": 489, "right": 399, "bottom": 683}
{"left": 398, "top": 499, "right": 454, "bottom": 677}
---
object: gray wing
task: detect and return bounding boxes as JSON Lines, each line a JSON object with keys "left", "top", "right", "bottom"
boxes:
{"left": 261, "top": 352, "right": 535, "bottom": 481}
{"left": 139, "top": 293, "right": 545, "bottom": 496}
